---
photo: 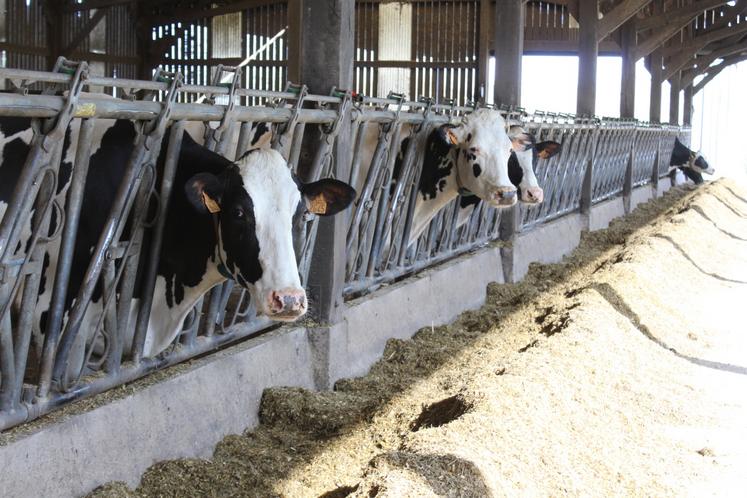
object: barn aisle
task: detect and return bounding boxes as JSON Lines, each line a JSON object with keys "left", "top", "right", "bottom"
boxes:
{"left": 92, "top": 179, "right": 747, "bottom": 498}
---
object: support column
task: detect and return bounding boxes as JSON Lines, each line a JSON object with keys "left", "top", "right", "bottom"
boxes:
{"left": 669, "top": 76, "right": 680, "bottom": 125}
{"left": 683, "top": 84, "right": 693, "bottom": 126}
{"left": 577, "top": 0, "right": 598, "bottom": 116}
{"left": 648, "top": 0, "right": 664, "bottom": 123}
{"left": 620, "top": 19, "right": 636, "bottom": 118}
{"left": 493, "top": 0, "right": 524, "bottom": 106}
{"left": 493, "top": 0, "right": 524, "bottom": 282}
{"left": 297, "top": 0, "right": 354, "bottom": 325}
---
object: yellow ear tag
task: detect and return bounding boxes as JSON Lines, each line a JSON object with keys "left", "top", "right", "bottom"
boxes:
{"left": 447, "top": 130, "right": 459, "bottom": 145}
{"left": 308, "top": 194, "right": 328, "bottom": 215}
{"left": 202, "top": 192, "right": 221, "bottom": 214}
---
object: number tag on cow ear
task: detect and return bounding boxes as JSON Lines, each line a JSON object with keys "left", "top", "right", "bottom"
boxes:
{"left": 447, "top": 130, "right": 459, "bottom": 145}
{"left": 202, "top": 192, "right": 221, "bottom": 214}
{"left": 307, "top": 193, "right": 328, "bottom": 215}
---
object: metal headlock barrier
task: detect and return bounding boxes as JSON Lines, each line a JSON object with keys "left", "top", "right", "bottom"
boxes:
{"left": 0, "top": 60, "right": 689, "bottom": 431}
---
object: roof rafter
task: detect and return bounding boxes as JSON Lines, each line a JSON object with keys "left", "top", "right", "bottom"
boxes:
{"left": 693, "top": 53, "right": 747, "bottom": 93}
{"left": 597, "top": 0, "right": 652, "bottom": 41}
{"left": 633, "top": 0, "right": 730, "bottom": 60}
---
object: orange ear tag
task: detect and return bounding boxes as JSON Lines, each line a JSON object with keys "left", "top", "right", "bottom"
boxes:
{"left": 447, "top": 130, "right": 459, "bottom": 145}
{"left": 202, "top": 192, "right": 221, "bottom": 214}
{"left": 308, "top": 194, "right": 328, "bottom": 215}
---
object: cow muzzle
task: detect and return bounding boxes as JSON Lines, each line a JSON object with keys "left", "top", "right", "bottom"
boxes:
{"left": 266, "top": 288, "right": 307, "bottom": 321}
{"left": 490, "top": 187, "right": 518, "bottom": 207}
{"left": 521, "top": 187, "right": 544, "bottom": 204}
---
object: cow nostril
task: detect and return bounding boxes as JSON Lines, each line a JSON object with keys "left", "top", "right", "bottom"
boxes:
{"left": 271, "top": 292, "right": 283, "bottom": 312}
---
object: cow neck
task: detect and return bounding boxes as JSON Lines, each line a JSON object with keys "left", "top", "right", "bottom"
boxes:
{"left": 452, "top": 146, "right": 475, "bottom": 198}
{"left": 211, "top": 212, "right": 233, "bottom": 279}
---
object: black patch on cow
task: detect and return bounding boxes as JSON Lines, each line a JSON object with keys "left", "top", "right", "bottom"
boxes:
{"left": 472, "top": 163, "right": 482, "bottom": 177}
{"left": 251, "top": 122, "right": 270, "bottom": 146}
{"left": 0, "top": 137, "right": 29, "bottom": 203}
{"left": 508, "top": 152, "right": 523, "bottom": 186}
{"left": 438, "top": 179, "right": 447, "bottom": 191}
{"left": 236, "top": 147, "right": 258, "bottom": 163}
{"left": 217, "top": 167, "right": 264, "bottom": 286}
{"left": 679, "top": 167, "right": 704, "bottom": 185}
{"left": 459, "top": 194, "right": 480, "bottom": 209}
{"left": 418, "top": 128, "right": 455, "bottom": 201}
{"left": 0, "top": 116, "right": 32, "bottom": 137}
{"left": 466, "top": 133, "right": 472, "bottom": 142}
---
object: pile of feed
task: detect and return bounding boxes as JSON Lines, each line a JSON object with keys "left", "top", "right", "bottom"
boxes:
{"left": 92, "top": 179, "right": 747, "bottom": 497}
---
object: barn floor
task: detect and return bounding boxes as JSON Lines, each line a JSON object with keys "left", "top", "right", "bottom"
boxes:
{"left": 91, "top": 179, "right": 747, "bottom": 498}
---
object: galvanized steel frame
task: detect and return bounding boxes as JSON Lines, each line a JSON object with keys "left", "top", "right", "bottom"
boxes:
{"left": 0, "top": 63, "right": 689, "bottom": 431}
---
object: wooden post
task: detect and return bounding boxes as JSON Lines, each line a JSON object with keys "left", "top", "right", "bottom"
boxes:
{"left": 620, "top": 19, "right": 636, "bottom": 118}
{"left": 493, "top": 0, "right": 524, "bottom": 106}
{"left": 648, "top": 0, "right": 664, "bottom": 123}
{"left": 577, "top": 0, "right": 597, "bottom": 230}
{"left": 683, "top": 84, "right": 693, "bottom": 126}
{"left": 478, "top": 0, "right": 492, "bottom": 101}
{"left": 298, "top": 0, "right": 354, "bottom": 327}
{"left": 669, "top": 77, "right": 680, "bottom": 125}
{"left": 493, "top": 0, "right": 524, "bottom": 283}
{"left": 577, "top": 0, "right": 598, "bottom": 116}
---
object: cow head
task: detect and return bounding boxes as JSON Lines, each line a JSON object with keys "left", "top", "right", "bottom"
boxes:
{"left": 688, "top": 150, "right": 714, "bottom": 175}
{"left": 507, "top": 126, "right": 562, "bottom": 204}
{"left": 436, "top": 109, "right": 560, "bottom": 208}
{"left": 435, "top": 109, "right": 524, "bottom": 208}
{"left": 186, "top": 148, "right": 355, "bottom": 321}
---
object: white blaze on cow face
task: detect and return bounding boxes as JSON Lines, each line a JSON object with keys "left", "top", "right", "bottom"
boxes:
{"left": 230, "top": 148, "right": 308, "bottom": 320}
{"left": 451, "top": 109, "right": 517, "bottom": 207}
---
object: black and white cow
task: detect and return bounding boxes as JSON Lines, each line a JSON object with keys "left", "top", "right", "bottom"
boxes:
{"left": 391, "top": 110, "right": 562, "bottom": 241}
{"left": 670, "top": 137, "right": 714, "bottom": 185}
{"left": 0, "top": 116, "right": 355, "bottom": 369}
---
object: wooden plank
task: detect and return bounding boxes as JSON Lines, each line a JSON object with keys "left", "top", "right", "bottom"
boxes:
{"left": 478, "top": 0, "right": 491, "bottom": 99}
{"left": 661, "top": 0, "right": 747, "bottom": 58}
{"left": 523, "top": 39, "right": 621, "bottom": 54}
{"left": 669, "top": 74, "right": 680, "bottom": 124}
{"left": 597, "top": 0, "right": 652, "bottom": 42}
{"left": 648, "top": 0, "right": 663, "bottom": 123}
{"left": 577, "top": 0, "right": 598, "bottom": 115}
{"left": 680, "top": 38, "right": 747, "bottom": 86}
{"left": 144, "top": 0, "right": 278, "bottom": 25}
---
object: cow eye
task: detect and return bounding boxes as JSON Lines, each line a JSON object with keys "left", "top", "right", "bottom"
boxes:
{"left": 233, "top": 207, "right": 244, "bottom": 219}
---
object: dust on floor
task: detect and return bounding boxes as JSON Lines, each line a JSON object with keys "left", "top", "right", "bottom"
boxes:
{"left": 90, "top": 179, "right": 747, "bottom": 498}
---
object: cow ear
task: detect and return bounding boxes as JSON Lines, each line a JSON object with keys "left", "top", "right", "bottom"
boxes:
{"left": 535, "top": 141, "right": 562, "bottom": 159}
{"left": 508, "top": 126, "right": 536, "bottom": 152}
{"left": 436, "top": 124, "right": 460, "bottom": 146}
{"left": 301, "top": 179, "right": 357, "bottom": 216}
{"left": 185, "top": 172, "right": 224, "bottom": 214}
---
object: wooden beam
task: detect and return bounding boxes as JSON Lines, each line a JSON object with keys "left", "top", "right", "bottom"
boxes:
{"left": 65, "top": 0, "right": 138, "bottom": 13}
{"left": 144, "top": 0, "right": 272, "bottom": 26}
{"left": 493, "top": 0, "right": 525, "bottom": 106}
{"left": 693, "top": 54, "right": 747, "bottom": 93}
{"left": 478, "top": 0, "right": 492, "bottom": 100}
{"left": 662, "top": 21, "right": 747, "bottom": 81}
{"left": 661, "top": 0, "right": 747, "bottom": 58}
{"left": 620, "top": 18, "right": 636, "bottom": 118}
{"left": 523, "top": 39, "right": 621, "bottom": 55}
{"left": 649, "top": 0, "right": 663, "bottom": 123}
{"left": 61, "top": 9, "right": 107, "bottom": 58}
{"left": 680, "top": 38, "right": 747, "bottom": 86}
{"left": 597, "top": 0, "right": 651, "bottom": 42}
{"left": 634, "top": 1, "right": 732, "bottom": 60}
{"left": 682, "top": 84, "right": 693, "bottom": 125}
{"left": 669, "top": 75, "right": 680, "bottom": 124}
{"left": 636, "top": 0, "right": 728, "bottom": 33}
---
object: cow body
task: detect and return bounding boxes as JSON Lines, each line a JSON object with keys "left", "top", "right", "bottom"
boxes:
{"left": 670, "top": 137, "right": 713, "bottom": 184}
{"left": 0, "top": 115, "right": 354, "bottom": 378}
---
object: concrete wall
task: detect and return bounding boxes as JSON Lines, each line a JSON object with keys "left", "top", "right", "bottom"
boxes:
{"left": 1, "top": 186, "right": 654, "bottom": 498}
{"left": 589, "top": 196, "right": 625, "bottom": 231}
